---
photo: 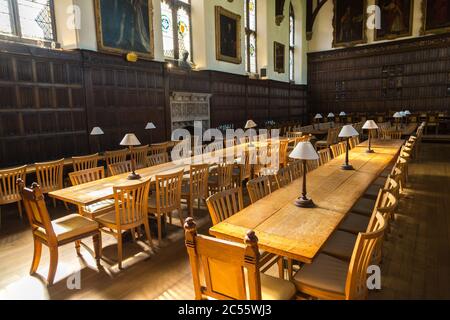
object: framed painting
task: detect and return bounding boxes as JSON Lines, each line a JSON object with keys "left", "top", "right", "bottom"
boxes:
{"left": 94, "top": 0, "right": 154, "bottom": 59}
{"left": 274, "top": 42, "right": 285, "bottom": 74}
{"left": 333, "top": 0, "right": 367, "bottom": 47}
{"left": 422, "top": 0, "right": 450, "bottom": 34}
{"left": 375, "top": 0, "right": 413, "bottom": 40}
{"left": 215, "top": 6, "right": 242, "bottom": 64}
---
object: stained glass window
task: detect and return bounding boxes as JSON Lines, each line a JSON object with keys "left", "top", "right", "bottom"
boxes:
{"left": 289, "top": 3, "right": 295, "bottom": 82}
{"left": 245, "top": 0, "right": 257, "bottom": 74}
{"left": 161, "top": 0, "right": 192, "bottom": 62}
{"left": 0, "top": 0, "right": 55, "bottom": 42}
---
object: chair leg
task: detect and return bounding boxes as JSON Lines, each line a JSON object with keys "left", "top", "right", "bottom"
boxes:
{"left": 131, "top": 228, "right": 137, "bottom": 243}
{"left": 143, "top": 219, "right": 154, "bottom": 250}
{"left": 277, "top": 258, "right": 284, "bottom": 280}
{"left": 47, "top": 246, "right": 58, "bottom": 286}
{"left": 63, "top": 201, "right": 69, "bottom": 210}
{"left": 52, "top": 198, "right": 56, "bottom": 208}
{"left": 17, "top": 201, "right": 23, "bottom": 220}
{"left": 189, "top": 197, "right": 193, "bottom": 217}
{"left": 157, "top": 214, "right": 162, "bottom": 246}
{"left": 117, "top": 232, "right": 123, "bottom": 269}
{"left": 93, "top": 233, "right": 102, "bottom": 266}
{"left": 30, "top": 238, "right": 42, "bottom": 275}
{"left": 75, "top": 240, "right": 81, "bottom": 256}
{"left": 178, "top": 208, "right": 185, "bottom": 227}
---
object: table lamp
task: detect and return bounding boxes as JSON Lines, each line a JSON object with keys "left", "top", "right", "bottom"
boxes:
{"left": 314, "top": 114, "right": 323, "bottom": 130}
{"left": 328, "top": 113, "right": 335, "bottom": 127}
{"left": 145, "top": 122, "right": 156, "bottom": 144}
{"left": 362, "top": 120, "right": 378, "bottom": 153}
{"left": 393, "top": 112, "right": 402, "bottom": 130}
{"left": 90, "top": 127, "right": 104, "bottom": 153}
{"left": 120, "top": 133, "right": 142, "bottom": 180}
{"left": 245, "top": 120, "right": 257, "bottom": 147}
{"left": 338, "top": 125, "right": 359, "bottom": 170}
{"left": 404, "top": 110, "right": 411, "bottom": 125}
{"left": 339, "top": 111, "right": 346, "bottom": 124}
{"left": 289, "top": 141, "right": 319, "bottom": 208}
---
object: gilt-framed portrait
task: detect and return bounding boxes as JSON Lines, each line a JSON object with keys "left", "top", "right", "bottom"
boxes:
{"left": 375, "top": 0, "right": 413, "bottom": 40}
{"left": 333, "top": 0, "right": 367, "bottom": 47}
{"left": 94, "top": 0, "right": 154, "bottom": 59}
{"left": 215, "top": 6, "right": 242, "bottom": 64}
{"left": 422, "top": 0, "right": 450, "bottom": 34}
{"left": 274, "top": 42, "right": 285, "bottom": 74}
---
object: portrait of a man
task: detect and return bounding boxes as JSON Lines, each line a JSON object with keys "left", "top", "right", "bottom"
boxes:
{"left": 424, "top": 0, "right": 450, "bottom": 33}
{"left": 215, "top": 6, "right": 242, "bottom": 64}
{"left": 95, "top": 0, "right": 154, "bottom": 59}
{"left": 376, "top": 0, "right": 412, "bottom": 40}
{"left": 333, "top": 0, "right": 366, "bottom": 47}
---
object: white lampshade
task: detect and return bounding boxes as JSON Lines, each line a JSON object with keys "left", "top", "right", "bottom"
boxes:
{"left": 362, "top": 120, "right": 379, "bottom": 130}
{"left": 339, "top": 111, "right": 346, "bottom": 116}
{"left": 327, "top": 113, "right": 335, "bottom": 118}
{"left": 400, "top": 111, "right": 406, "bottom": 117}
{"left": 120, "top": 133, "right": 141, "bottom": 146}
{"left": 90, "top": 127, "right": 104, "bottom": 136}
{"left": 289, "top": 142, "right": 319, "bottom": 161}
{"left": 314, "top": 113, "right": 323, "bottom": 119}
{"left": 339, "top": 125, "right": 359, "bottom": 138}
{"left": 245, "top": 120, "right": 257, "bottom": 129}
{"left": 404, "top": 110, "right": 411, "bottom": 115}
{"left": 393, "top": 112, "right": 402, "bottom": 118}
{"left": 145, "top": 122, "right": 156, "bottom": 130}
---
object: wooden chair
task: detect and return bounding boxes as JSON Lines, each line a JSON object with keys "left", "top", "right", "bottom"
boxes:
{"left": 349, "top": 136, "right": 360, "bottom": 149}
{"left": 247, "top": 176, "right": 272, "bottom": 204}
{"left": 72, "top": 153, "right": 99, "bottom": 172}
{"left": 68, "top": 167, "right": 116, "bottom": 219}
{"left": 287, "top": 159, "right": 303, "bottom": 180}
{"left": 206, "top": 187, "right": 243, "bottom": 226}
{"left": 181, "top": 164, "right": 209, "bottom": 217}
{"left": 232, "top": 151, "right": 252, "bottom": 187}
{"left": 147, "top": 152, "right": 169, "bottom": 167}
{"left": 306, "top": 159, "right": 320, "bottom": 172}
{"left": 286, "top": 132, "right": 303, "bottom": 138}
{"left": 208, "top": 163, "right": 234, "bottom": 195}
{"left": 184, "top": 218, "right": 296, "bottom": 300}
{"left": 108, "top": 161, "right": 133, "bottom": 176}
{"left": 95, "top": 178, "right": 152, "bottom": 269}
{"left": 149, "top": 142, "right": 170, "bottom": 154}
{"left": 330, "top": 143, "right": 345, "bottom": 158}
{"left": 18, "top": 179, "right": 101, "bottom": 285}
{"left": 293, "top": 212, "right": 386, "bottom": 300}
{"left": 316, "top": 128, "right": 338, "bottom": 150}
{"left": 105, "top": 149, "right": 128, "bottom": 175}
{"left": 131, "top": 145, "right": 149, "bottom": 169}
{"left": 0, "top": 165, "right": 27, "bottom": 227}
{"left": 279, "top": 139, "right": 289, "bottom": 168}
{"left": 148, "top": 170, "right": 184, "bottom": 245}
{"left": 35, "top": 159, "right": 66, "bottom": 208}
{"left": 318, "top": 148, "right": 331, "bottom": 166}
{"left": 384, "top": 130, "right": 402, "bottom": 140}
{"left": 275, "top": 167, "right": 292, "bottom": 188}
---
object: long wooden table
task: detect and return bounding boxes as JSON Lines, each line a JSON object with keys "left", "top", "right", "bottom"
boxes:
{"left": 209, "top": 140, "right": 404, "bottom": 264}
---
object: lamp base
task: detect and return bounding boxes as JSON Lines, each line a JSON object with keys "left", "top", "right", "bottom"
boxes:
{"left": 365, "top": 149, "right": 375, "bottom": 154}
{"left": 341, "top": 164, "right": 354, "bottom": 170}
{"left": 127, "top": 172, "right": 141, "bottom": 180}
{"left": 294, "top": 197, "right": 316, "bottom": 208}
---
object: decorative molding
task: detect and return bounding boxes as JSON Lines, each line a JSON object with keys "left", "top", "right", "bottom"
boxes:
{"left": 170, "top": 92, "right": 211, "bottom": 133}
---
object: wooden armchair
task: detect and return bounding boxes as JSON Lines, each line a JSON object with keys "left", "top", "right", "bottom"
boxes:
{"left": 35, "top": 159, "right": 66, "bottom": 208}
{"left": 95, "top": 178, "right": 152, "bottom": 269}
{"left": 69, "top": 167, "right": 115, "bottom": 219}
{"left": 184, "top": 218, "right": 296, "bottom": 300}
{"left": 108, "top": 161, "right": 133, "bottom": 176}
{"left": 148, "top": 170, "right": 184, "bottom": 245}
{"left": 72, "top": 153, "right": 99, "bottom": 172}
{"left": 0, "top": 165, "right": 27, "bottom": 227}
{"left": 181, "top": 164, "right": 209, "bottom": 217}
{"left": 18, "top": 179, "right": 101, "bottom": 285}
{"left": 105, "top": 149, "right": 128, "bottom": 175}
{"left": 247, "top": 176, "right": 272, "bottom": 204}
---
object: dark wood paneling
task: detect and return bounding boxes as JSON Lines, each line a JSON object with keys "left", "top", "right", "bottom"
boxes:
{"left": 308, "top": 33, "right": 450, "bottom": 115}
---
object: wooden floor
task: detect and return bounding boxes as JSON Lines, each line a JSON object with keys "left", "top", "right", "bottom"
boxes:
{"left": 0, "top": 142, "right": 449, "bottom": 300}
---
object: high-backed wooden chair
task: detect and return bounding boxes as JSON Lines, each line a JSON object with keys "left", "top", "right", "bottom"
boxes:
{"left": 330, "top": 143, "right": 345, "bottom": 158}
{"left": 247, "top": 176, "right": 272, "bottom": 204}
{"left": 148, "top": 170, "right": 184, "bottom": 245}
{"left": 181, "top": 164, "right": 209, "bottom": 217}
{"left": 318, "top": 148, "right": 331, "bottom": 166}
{"left": 0, "top": 165, "right": 27, "bottom": 226}
{"left": 18, "top": 179, "right": 101, "bottom": 285}
{"left": 108, "top": 161, "right": 133, "bottom": 176}
{"left": 147, "top": 153, "right": 169, "bottom": 167}
{"left": 287, "top": 159, "right": 303, "bottom": 180}
{"left": 105, "top": 149, "right": 128, "bottom": 175}
{"left": 130, "top": 145, "right": 149, "bottom": 169}
{"left": 72, "top": 153, "right": 99, "bottom": 172}
{"left": 206, "top": 187, "right": 243, "bottom": 226}
{"left": 149, "top": 142, "right": 170, "bottom": 156}
{"left": 95, "top": 178, "right": 152, "bottom": 269}
{"left": 316, "top": 128, "right": 338, "bottom": 150}
{"left": 208, "top": 163, "right": 234, "bottom": 195}
{"left": 184, "top": 218, "right": 296, "bottom": 300}
{"left": 68, "top": 167, "right": 116, "bottom": 219}
{"left": 35, "top": 159, "right": 66, "bottom": 208}
{"left": 293, "top": 212, "right": 386, "bottom": 300}
{"left": 275, "top": 167, "right": 292, "bottom": 188}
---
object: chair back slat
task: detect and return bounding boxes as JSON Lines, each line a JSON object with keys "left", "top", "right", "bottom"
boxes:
{"left": 206, "top": 188, "right": 243, "bottom": 225}
{"left": 113, "top": 178, "right": 151, "bottom": 226}
{"left": 72, "top": 153, "right": 99, "bottom": 172}
{"left": 247, "top": 176, "right": 271, "bottom": 204}
{"left": 69, "top": 167, "right": 105, "bottom": 186}
{"left": 109, "top": 161, "right": 133, "bottom": 176}
{"left": 0, "top": 165, "right": 27, "bottom": 204}
{"left": 35, "top": 159, "right": 64, "bottom": 194}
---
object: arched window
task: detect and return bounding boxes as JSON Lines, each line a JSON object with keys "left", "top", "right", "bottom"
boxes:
{"left": 161, "top": 0, "right": 192, "bottom": 62}
{"left": 244, "top": 0, "right": 257, "bottom": 74}
{"left": 0, "top": 0, "right": 56, "bottom": 44}
{"left": 289, "top": 2, "right": 295, "bottom": 82}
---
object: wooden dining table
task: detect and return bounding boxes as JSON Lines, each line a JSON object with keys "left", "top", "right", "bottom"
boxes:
{"left": 209, "top": 139, "right": 405, "bottom": 264}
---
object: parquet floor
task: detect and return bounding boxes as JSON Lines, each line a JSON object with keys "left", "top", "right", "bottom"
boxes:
{"left": 0, "top": 142, "right": 449, "bottom": 300}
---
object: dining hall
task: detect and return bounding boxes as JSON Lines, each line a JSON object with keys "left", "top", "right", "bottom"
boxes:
{"left": 0, "top": 0, "right": 449, "bottom": 302}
